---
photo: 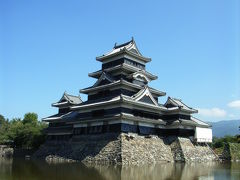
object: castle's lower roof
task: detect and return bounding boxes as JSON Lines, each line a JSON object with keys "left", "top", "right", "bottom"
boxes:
{"left": 165, "top": 117, "right": 211, "bottom": 128}
{"left": 42, "top": 112, "right": 72, "bottom": 122}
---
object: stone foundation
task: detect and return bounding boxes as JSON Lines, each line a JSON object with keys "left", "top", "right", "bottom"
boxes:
{"left": 121, "top": 133, "right": 173, "bottom": 165}
{"left": 33, "top": 133, "right": 218, "bottom": 164}
{"left": 170, "top": 137, "right": 218, "bottom": 162}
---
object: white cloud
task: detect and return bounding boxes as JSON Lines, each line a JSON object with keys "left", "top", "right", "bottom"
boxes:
{"left": 227, "top": 100, "right": 240, "bottom": 109}
{"left": 198, "top": 108, "right": 227, "bottom": 118}
{"left": 229, "top": 114, "right": 236, "bottom": 118}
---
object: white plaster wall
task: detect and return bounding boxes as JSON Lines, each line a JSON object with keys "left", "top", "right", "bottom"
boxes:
{"left": 194, "top": 127, "right": 212, "bottom": 143}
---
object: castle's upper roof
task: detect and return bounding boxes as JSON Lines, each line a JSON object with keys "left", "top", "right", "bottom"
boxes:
{"left": 96, "top": 38, "right": 151, "bottom": 62}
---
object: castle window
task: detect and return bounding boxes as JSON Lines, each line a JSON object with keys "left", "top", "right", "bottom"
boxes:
{"left": 92, "top": 109, "right": 105, "bottom": 118}
{"left": 59, "top": 108, "right": 70, "bottom": 114}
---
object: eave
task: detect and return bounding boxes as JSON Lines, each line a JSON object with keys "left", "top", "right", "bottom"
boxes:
{"left": 121, "top": 113, "right": 166, "bottom": 125}
{"left": 52, "top": 101, "right": 69, "bottom": 107}
{"left": 80, "top": 80, "right": 121, "bottom": 93}
{"left": 191, "top": 116, "right": 211, "bottom": 128}
{"left": 80, "top": 79, "right": 166, "bottom": 96}
{"left": 163, "top": 107, "right": 198, "bottom": 114}
{"left": 71, "top": 96, "right": 122, "bottom": 110}
{"left": 70, "top": 94, "right": 168, "bottom": 113}
{"left": 164, "top": 117, "right": 210, "bottom": 129}
{"left": 66, "top": 114, "right": 121, "bottom": 124}
{"left": 89, "top": 63, "right": 157, "bottom": 80}
{"left": 42, "top": 112, "right": 72, "bottom": 122}
{"left": 66, "top": 112, "right": 166, "bottom": 125}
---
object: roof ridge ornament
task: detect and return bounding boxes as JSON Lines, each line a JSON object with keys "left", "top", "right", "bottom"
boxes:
{"left": 172, "top": 97, "right": 182, "bottom": 101}
{"left": 131, "top": 37, "right": 135, "bottom": 43}
{"left": 113, "top": 38, "right": 134, "bottom": 49}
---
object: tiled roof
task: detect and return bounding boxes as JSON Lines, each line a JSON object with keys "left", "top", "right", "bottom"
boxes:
{"left": 104, "top": 38, "right": 141, "bottom": 57}
{"left": 96, "top": 38, "right": 151, "bottom": 62}
{"left": 165, "top": 97, "right": 198, "bottom": 113}
{"left": 64, "top": 93, "right": 83, "bottom": 104}
{"left": 42, "top": 112, "right": 72, "bottom": 121}
{"left": 53, "top": 92, "right": 83, "bottom": 107}
{"left": 191, "top": 116, "right": 211, "bottom": 127}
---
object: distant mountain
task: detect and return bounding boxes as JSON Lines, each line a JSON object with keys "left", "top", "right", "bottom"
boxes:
{"left": 209, "top": 120, "right": 240, "bottom": 137}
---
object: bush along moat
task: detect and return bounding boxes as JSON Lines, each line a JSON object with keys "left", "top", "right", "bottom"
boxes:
{"left": 0, "top": 113, "right": 47, "bottom": 158}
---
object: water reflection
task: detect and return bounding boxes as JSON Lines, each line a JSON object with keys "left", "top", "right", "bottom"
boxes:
{"left": 0, "top": 158, "right": 240, "bottom": 180}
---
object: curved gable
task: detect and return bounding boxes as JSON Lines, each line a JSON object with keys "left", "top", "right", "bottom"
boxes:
{"left": 132, "top": 86, "right": 158, "bottom": 106}
{"left": 93, "top": 72, "right": 114, "bottom": 87}
{"left": 133, "top": 72, "right": 151, "bottom": 83}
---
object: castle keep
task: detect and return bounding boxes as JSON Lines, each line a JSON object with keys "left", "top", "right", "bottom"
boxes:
{"left": 43, "top": 38, "right": 212, "bottom": 143}
{"left": 38, "top": 39, "right": 215, "bottom": 164}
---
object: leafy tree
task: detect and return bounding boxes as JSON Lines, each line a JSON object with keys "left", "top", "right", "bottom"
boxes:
{"left": 212, "top": 135, "right": 239, "bottom": 149}
{"left": 8, "top": 119, "right": 24, "bottom": 147}
{"left": 0, "top": 114, "right": 5, "bottom": 125}
{"left": 22, "top": 113, "right": 38, "bottom": 125}
{"left": 0, "top": 113, "right": 47, "bottom": 149}
{"left": 0, "top": 114, "right": 9, "bottom": 144}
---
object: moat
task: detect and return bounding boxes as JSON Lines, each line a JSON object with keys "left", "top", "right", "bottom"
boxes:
{"left": 0, "top": 158, "right": 240, "bottom": 180}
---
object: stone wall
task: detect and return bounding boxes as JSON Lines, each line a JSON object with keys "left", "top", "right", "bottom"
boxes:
{"left": 34, "top": 133, "right": 122, "bottom": 164}
{"left": 34, "top": 133, "right": 218, "bottom": 164}
{"left": 121, "top": 133, "right": 173, "bottom": 165}
{"left": 177, "top": 138, "right": 218, "bottom": 162}
{"left": 169, "top": 138, "right": 185, "bottom": 162}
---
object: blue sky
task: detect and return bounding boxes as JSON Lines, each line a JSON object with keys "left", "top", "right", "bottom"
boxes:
{"left": 0, "top": 0, "right": 239, "bottom": 122}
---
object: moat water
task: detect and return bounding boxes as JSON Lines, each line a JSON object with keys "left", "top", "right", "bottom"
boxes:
{"left": 0, "top": 158, "right": 240, "bottom": 180}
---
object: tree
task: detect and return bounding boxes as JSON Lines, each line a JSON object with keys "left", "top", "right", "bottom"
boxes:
{"left": 0, "top": 113, "right": 47, "bottom": 149}
{"left": 22, "top": 113, "right": 38, "bottom": 125}
{"left": 8, "top": 119, "right": 24, "bottom": 147}
{"left": 0, "top": 114, "right": 5, "bottom": 124}
{"left": 0, "top": 114, "right": 9, "bottom": 144}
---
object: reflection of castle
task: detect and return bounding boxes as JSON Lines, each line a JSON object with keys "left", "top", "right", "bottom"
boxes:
{"left": 43, "top": 38, "right": 212, "bottom": 143}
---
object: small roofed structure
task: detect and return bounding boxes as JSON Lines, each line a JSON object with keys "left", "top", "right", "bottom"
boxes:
{"left": 163, "top": 97, "right": 211, "bottom": 140}
{"left": 164, "top": 97, "right": 198, "bottom": 113}
{"left": 43, "top": 92, "right": 82, "bottom": 139}
{"left": 43, "top": 92, "right": 82, "bottom": 121}
{"left": 52, "top": 92, "right": 82, "bottom": 107}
